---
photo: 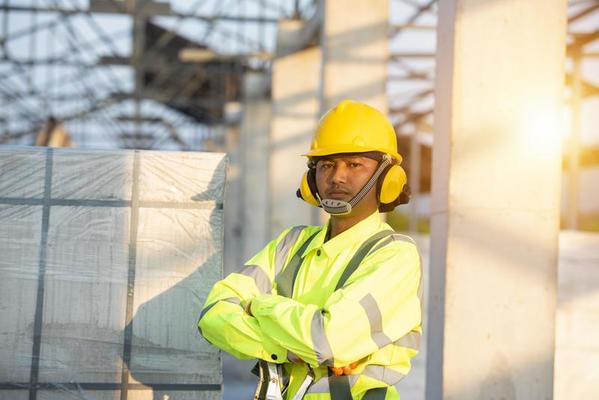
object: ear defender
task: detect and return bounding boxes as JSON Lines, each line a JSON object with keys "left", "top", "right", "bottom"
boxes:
{"left": 379, "top": 164, "right": 407, "bottom": 203}
{"left": 377, "top": 163, "right": 409, "bottom": 212}
{"left": 296, "top": 155, "right": 410, "bottom": 212}
{"left": 296, "top": 167, "right": 320, "bottom": 207}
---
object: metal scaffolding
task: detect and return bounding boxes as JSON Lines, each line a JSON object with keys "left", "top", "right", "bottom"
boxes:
{"left": 0, "top": 1, "right": 597, "bottom": 210}
{"left": 388, "top": 0, "right": 599, "bottom": 230}
{"left": 0, "top": 0, "right": 318, "bottom": 149}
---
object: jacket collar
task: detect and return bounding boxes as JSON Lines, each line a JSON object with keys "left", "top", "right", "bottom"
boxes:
{"left": 302, "top": 210, "right": 384, "bottom": 259}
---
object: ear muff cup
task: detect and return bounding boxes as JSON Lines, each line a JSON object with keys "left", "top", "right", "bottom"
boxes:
{"left": 296, "top": 167, "right": 320, "bottom": 206}
{"left": 378, "top": 164, "right": 407, "bottom": 204}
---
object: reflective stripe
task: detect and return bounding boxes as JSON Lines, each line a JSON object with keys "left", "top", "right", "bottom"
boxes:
{"left": 359, "top": 294, "right": 392, "bottom": 348}
{"left": 198, "top": 297, "right": 239, "bottom": 337}
{"left": 307, "top": 376, "right": 329, "bottom": 393}
{"left": 310, "top": 309, "right": 334, "bottom": 365}
{"left": 370, "top": 233, "right": 416, "bottom": 254}
{"left": 335, "top": 230, "right": 394, "bottom": 290}
{"left": 307, "top": 375, "right": 360, "bottom": 394}
{"left": 369, "top": 233, "right": 425, "bottom": 337}
{"left": 239, "top": 264, "right": 272, "bottom": 294}
{"left": 275, "top": 230, "right": 319, "bottom": 297}
{"left": 223, "top": 297, "right": 241, "bottom": 305}
{"left": 362, "top": 365, "right": 405, "bottom": 386}
{"left": 275, "top": 225, "right": 306, "bottom": 276}
{"left": 363, "top": 387, "right": 388, "bottom": 400}
{"left": 199, "top": 297, "right": 240, "bottom": 324}
{"left": 198, "top": 301, "right": 218, "bottom": 329}
{"left": 306, "top": 366, "right": 402, "bottom": 395}
{"left": 394, "top": 330, "right": 421, "bottom": 351}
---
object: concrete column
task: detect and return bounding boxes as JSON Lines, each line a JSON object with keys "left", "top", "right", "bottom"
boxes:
{"left": 270, "top": 19, "right": 322, "bottom": 237}
{"left": 223, "top": 122, "right": 242, "bottom": 275}
{"left": 239, "top": 72, "right": 272, "bottom": 261}
{"left": 321, "top": 0, "right": 388, "bottom": 112}
{"left": 320, "top": 0, "right": 389, "bottom": 224}
{"left": 426, "top": 1, "right": 567, "bottom": 399}
{"left": 567, "top": 49, "right": 582, "bottom": 230}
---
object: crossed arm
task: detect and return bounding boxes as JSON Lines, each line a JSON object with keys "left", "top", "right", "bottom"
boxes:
{"left": 198, "top": 235, "right": 422, "bottom": 369}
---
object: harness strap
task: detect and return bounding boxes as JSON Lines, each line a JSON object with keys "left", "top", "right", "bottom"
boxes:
{"left": 335, "top": 229, "right": 395, "bottom": 291}
{"left": 275, "top": 230, "right": 319, "bottom": 297}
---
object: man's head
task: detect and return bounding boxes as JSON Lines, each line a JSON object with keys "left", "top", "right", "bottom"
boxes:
{"left": 297, "top": 100, "right": 409, "bottom": 216}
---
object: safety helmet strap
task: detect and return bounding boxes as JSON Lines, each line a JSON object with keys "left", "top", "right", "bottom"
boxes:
{"left": 318, "top": 154, "right": 393, "bottom": 216}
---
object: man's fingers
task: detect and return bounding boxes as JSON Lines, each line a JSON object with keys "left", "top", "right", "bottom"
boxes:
{"left": 330, "top": 363, "right": 359, "bottom": 376}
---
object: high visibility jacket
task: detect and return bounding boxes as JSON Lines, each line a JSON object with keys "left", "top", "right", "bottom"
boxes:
{"left": 198, "top": 211, "right": 422, "bottom": 400}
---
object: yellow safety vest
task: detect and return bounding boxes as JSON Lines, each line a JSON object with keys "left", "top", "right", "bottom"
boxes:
{"left": 199, "top": 211, "right": 422, "bottom": 400}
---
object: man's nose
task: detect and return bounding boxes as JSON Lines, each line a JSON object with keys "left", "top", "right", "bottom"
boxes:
{"left": 330, "top": 164, "right": 348, "bottom": 184}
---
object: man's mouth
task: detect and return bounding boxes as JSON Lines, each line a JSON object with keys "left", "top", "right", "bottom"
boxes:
{"left": 326, "top": 190, "right": 350, "bottom": 199}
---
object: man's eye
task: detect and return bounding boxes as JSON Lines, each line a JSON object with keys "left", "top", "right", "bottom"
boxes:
{"left": 319, "top": 163, "right": 333, "bottom": 169}
{"left": 349, "top": 162, "right": 361, "bottom": 168}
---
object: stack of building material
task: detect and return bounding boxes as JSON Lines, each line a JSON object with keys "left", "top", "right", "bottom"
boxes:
{"left": 0, "top": 146, "right": 226, "bottom": 400}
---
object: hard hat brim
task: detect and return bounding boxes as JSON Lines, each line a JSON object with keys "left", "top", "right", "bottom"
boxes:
{"left": 302, "top": 145, "right": 402, "bottom": 164}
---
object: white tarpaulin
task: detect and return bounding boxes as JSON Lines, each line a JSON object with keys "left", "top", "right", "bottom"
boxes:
{"left": 0, "top": 146, "right": 226, "bottom": 400}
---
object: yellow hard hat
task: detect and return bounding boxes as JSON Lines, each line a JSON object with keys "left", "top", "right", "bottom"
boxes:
{"left": 297, "top": 99, "right": 409, "bottom": 214}
{"left": 303, "top": 99, "right": 402, "bottom": 163}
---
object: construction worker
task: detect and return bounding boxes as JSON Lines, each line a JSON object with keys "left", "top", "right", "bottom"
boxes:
{"left": 198, "top": 100, "right": 422, "bottom": 400}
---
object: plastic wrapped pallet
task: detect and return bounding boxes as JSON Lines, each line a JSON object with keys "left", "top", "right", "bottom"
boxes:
{"left": 0, "top": 146, "right": 226, "bottom": 400}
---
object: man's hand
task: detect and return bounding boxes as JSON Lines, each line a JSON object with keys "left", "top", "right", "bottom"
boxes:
{"left": 330, "top": 362, "right": 358, "bottom": 376}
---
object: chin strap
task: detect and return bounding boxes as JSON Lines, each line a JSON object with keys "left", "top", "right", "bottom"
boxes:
{"left": 317, "top": 154, "right": 392, "bottom": 216}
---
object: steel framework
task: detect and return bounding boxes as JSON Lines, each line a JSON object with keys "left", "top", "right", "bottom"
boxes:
{"left": 0, "top": 0, "right": 318, "bottom": 149}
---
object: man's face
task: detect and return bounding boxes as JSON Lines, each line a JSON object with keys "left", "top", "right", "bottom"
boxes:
{"left": 314, "top": 154, "right": 379, "bottom": 214}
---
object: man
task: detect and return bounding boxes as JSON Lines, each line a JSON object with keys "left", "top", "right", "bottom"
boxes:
{"left": 199, "top": 100, "right": 422, "bottom": 400}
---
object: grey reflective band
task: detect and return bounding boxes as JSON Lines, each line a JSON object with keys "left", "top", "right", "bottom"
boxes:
{"left": 198, "top": 296, "right": 241, "bottom": 326}
{"left": 275, "top": 225, "right": 306, "bottom": 276}
{"left": 223, "top": 297, "right": 241, "bottom": 305}
{"left": 306, "top": 376, "right": 329, "bottom": 393}
{"left": 335, "top": 230, "right": 394, "bottom": 291}
{"left": 310, "top": 309, "right": 334, "bottom": 365}
{"left": 394, "top": 330, "right": 421, "bottom": 351}
{"left": 239, "top": 264, "right": 272, "bottom": 294}
{"left": 370, "top": 233, "right": 416, "bottom": 254}
{"left": 363, "top": 365, "right": 406, "bottom": 386}
{"left": 359, "top": 294, "right": 392, "bottom": 348}
{"left": 198, "top": 301, "right": 218, "bottom": 325}
{"left": 319, "top": 155, "right": 392, "bottom": 216}
{"left": 275, "top": 230, "right": 319, "bottom": 297}
{"left": 369, "top": 232, "right": 425, "bottom": 321}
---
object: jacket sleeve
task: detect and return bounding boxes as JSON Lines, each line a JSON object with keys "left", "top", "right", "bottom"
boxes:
{"left": 249, "top": 240, "right": 422, "bottom": 368}
{"left": 197, "top": 229, "right": 293, "bottom": 363}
